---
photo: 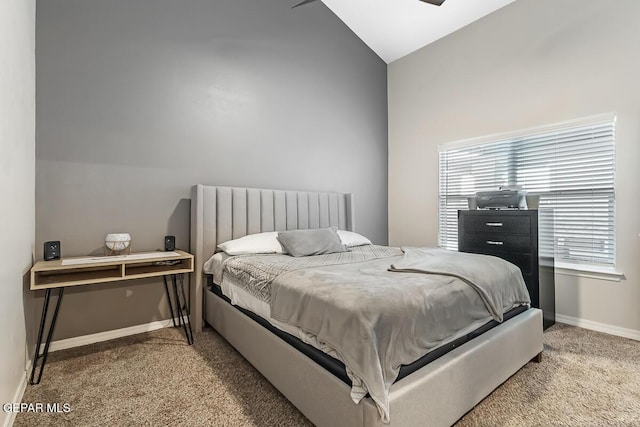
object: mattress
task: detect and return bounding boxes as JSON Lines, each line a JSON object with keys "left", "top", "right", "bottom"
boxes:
{"left": 204, "top": 245, "right": 531, "bottom": 421}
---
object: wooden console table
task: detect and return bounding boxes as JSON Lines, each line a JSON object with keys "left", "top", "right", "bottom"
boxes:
{"left": 29, "top": 250, "right": 194, "bottom": 384}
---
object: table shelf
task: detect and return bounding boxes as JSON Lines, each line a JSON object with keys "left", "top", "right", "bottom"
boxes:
{"left": 124, "top": 258, "right": 193, "bottom": 278}
{"left": 30, "top": 250, "right": 194, "bottom": 290}
{"left": 33, "top": 265, "right": 123, "bottom": 287}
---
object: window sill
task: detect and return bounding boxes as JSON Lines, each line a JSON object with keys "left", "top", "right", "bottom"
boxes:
{"left": 554, "top": 262, "right": 624, "bottom": 282}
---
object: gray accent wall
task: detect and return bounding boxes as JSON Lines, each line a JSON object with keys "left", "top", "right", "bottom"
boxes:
{"left": 389, "top": 0, "right": 640, "bottom": 335}
{"left": 0, "top": 0, "right": 35, "bottom": 419}
{"left": 37, "top": 0, "right": 387, "bottom": 339}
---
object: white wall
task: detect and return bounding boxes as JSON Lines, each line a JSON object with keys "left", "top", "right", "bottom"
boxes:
{"left": 388, "top": 0, "right": 640, "bottom": 335}
{"left": 0, "top": 0, "right": 35, "bottom": 424}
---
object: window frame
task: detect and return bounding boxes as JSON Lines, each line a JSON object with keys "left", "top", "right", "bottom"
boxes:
{"left": 437, "top": 113, "right": 618, "bottom": 274}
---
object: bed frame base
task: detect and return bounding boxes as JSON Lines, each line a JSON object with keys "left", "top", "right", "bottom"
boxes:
{"left": 205, "top": 290, "right": 543, "bottom": 427}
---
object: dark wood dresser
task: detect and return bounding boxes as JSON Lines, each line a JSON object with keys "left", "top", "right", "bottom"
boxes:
{"left": 458, "top": 209, "right": 555, "bottom": 329}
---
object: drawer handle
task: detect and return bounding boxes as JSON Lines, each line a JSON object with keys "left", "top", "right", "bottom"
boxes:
{"left": 486, "top": 240, "right": 504, "bottom": 245}
{"left": 485, "top": 222, "right": 503, "bottom": 227}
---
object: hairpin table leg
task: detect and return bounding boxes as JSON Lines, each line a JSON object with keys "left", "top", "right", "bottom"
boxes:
{"left": 171, "top": 274, "right": 193, "bottom": 345}
{"left": 30, "top": 287, "right": 65, "bottom": 385}
{"left": 176, "top": 274, "right": 193, "bottom": 345}
{"left": 163, "top": 275, "right": 177, "bottom": 327}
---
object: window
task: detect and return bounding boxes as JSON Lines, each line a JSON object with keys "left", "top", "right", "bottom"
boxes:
{"left": 438, "top": 114, "right": 616, "bottom": 268}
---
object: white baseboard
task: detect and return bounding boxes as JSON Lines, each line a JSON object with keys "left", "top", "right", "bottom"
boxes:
{"left": 2, "top": 372, "right": 28, "bottom": 427}
{"left": 556, "top": 314, "right": 640, "bottom": 341}
{"left": 40, "top": 317, "right": 187, "bottom": 354}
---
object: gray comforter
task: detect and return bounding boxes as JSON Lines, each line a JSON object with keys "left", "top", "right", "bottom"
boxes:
{"left": 269, "top": 246, "right": 530, "bottom": 423}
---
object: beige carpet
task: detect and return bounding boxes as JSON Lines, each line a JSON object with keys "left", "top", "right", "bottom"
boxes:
{"left": 16, "top": 323, "right": 640, "bottom": 426}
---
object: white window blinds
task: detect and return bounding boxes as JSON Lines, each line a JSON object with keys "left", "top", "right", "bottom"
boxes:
{"left": 438, "top": 114, "right": 616, "bottom": 268}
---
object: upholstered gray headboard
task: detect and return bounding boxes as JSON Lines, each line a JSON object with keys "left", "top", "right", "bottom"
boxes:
{"left": 189, "top": 185, "right": 354, "bottom": 331}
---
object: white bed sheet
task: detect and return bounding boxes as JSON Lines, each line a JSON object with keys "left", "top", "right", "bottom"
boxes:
{"left": 203, "top": 252, "right": 230, "bottom": 285}
{"left": 219, "top": 279, "right": 304, "bottom": 340}
{"left": 204, "top": 252, "right": 306, "bottom": 338}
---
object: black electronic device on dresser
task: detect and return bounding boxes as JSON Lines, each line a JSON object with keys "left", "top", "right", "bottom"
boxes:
{"left": 458, "top": 209, "right": 555, "bottom": 329}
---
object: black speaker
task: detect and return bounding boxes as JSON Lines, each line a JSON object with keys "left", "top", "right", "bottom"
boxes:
{"left": 164, "top": 235, "right": 176, "bottom": 251}
{"left": 44, "top": 241, "right": 61, "bottom": 261}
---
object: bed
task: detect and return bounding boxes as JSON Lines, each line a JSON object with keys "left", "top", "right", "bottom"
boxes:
{"left": 190, "top": 185, "right": 543, "bottom": 427}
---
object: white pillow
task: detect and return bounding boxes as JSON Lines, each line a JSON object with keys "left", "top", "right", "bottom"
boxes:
{"left": 337, "top": 230, "right": 372, "bottom": 247}
{"left": 217, "top": 232, "right": 283, "bottom": 255}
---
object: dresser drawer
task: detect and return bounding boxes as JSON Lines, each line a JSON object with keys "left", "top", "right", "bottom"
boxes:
{"left": 462, "top": 214, "right": 531, "bottom": 235}
{"left": 460, "top": 233, "right": 532, "bottom": 253}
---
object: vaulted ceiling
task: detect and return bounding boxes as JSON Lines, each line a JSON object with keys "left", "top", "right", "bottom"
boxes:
{"left": 315, "top": 0, "right": 518, "bottom": 63}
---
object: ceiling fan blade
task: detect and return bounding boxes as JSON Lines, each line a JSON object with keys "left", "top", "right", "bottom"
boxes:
{"left": 292, "top": 0, "right": 319, "bottom": 8}
{"left": 420, "top": 0, "right": 446, "bottom": 5}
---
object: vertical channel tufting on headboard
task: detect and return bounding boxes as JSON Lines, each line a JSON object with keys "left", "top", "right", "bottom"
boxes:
{"left": 297, "top": 192, "right": 309, "bottom": 230}
{"left": 247, "top": 189, "right": 261, "bottom": 235}
{"left": 190, "top": 185, "right": 354, "bottom": 332}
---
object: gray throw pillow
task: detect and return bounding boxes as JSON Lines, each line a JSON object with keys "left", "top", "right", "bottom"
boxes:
{"left": 277, "top": 227, "right": 347, "bottom": 257}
